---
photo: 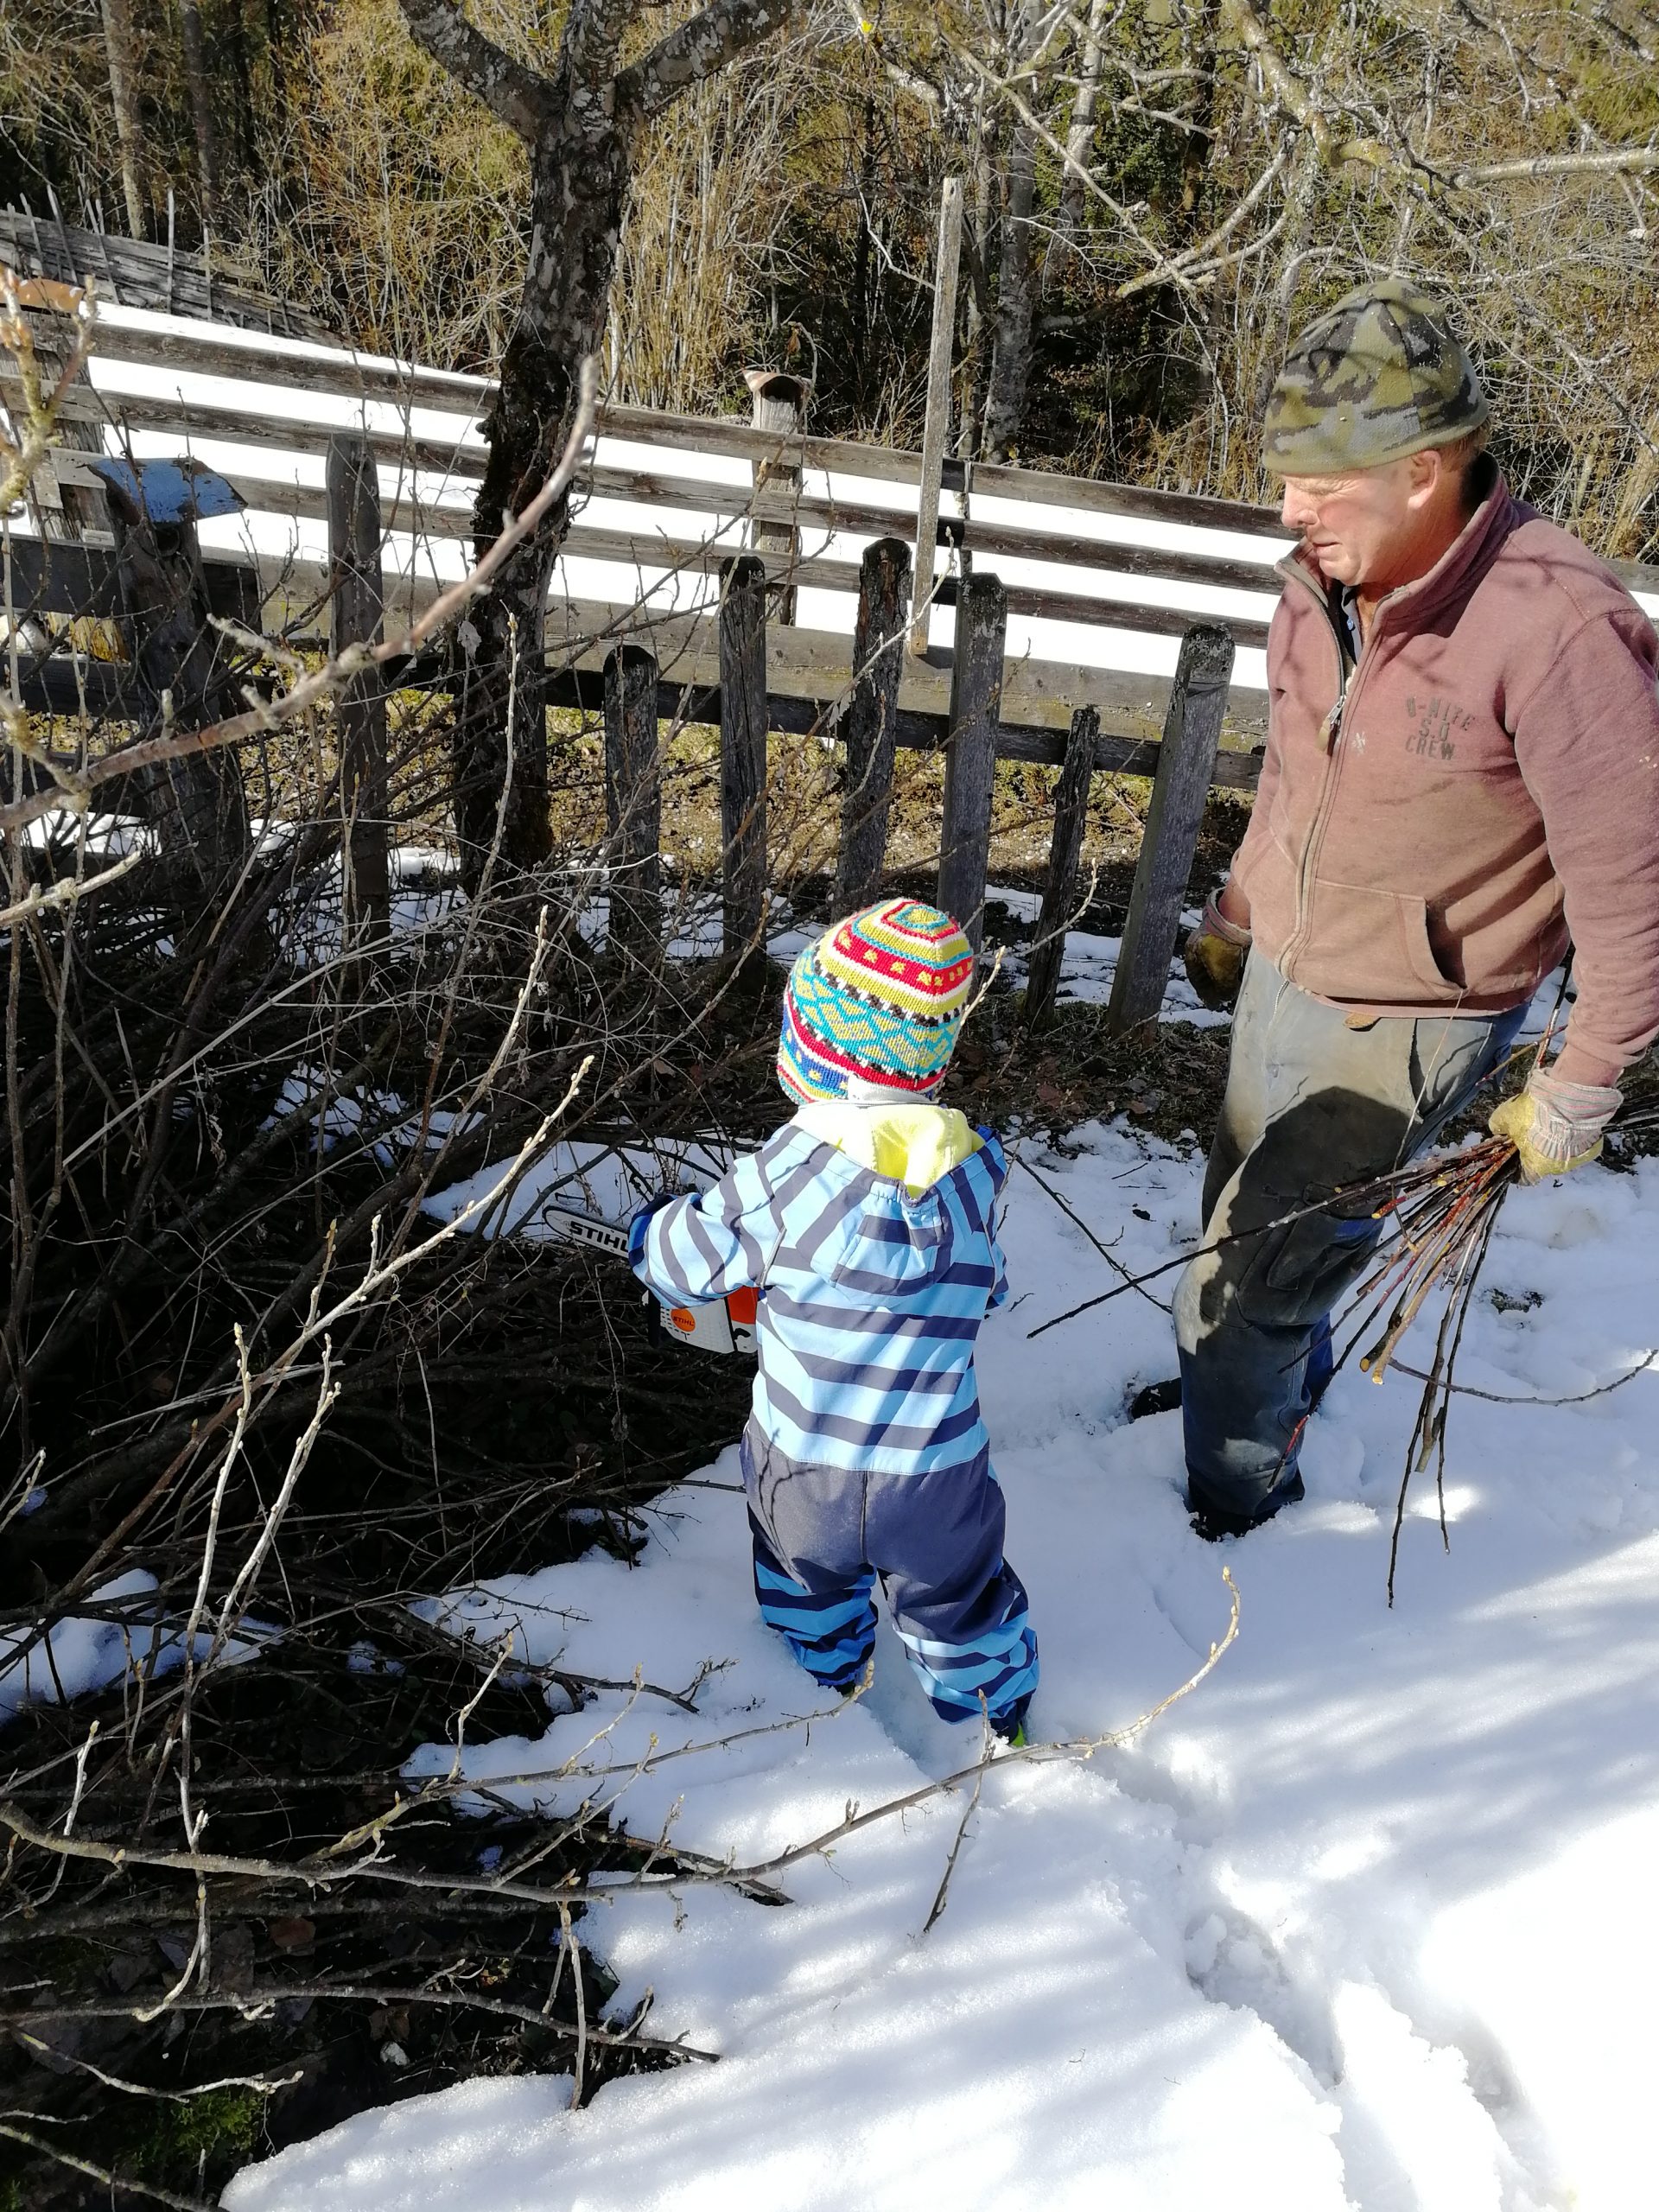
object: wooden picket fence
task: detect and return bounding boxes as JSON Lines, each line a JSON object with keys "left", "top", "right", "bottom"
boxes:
{"left": 8, "top": 234, "right": 1659, "bottom": 1030}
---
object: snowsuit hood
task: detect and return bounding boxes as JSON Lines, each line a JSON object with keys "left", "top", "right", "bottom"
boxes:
{"left": 790, "top": 1100, "right": 982, "bottom": 1196}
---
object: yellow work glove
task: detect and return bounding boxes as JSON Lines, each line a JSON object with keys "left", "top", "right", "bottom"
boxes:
{"left": 1489, "top": 1068, "right": 1623, "bottom": 1183}
{"left": 1182, "top": 897, "right": 1251, "bottom": 1013}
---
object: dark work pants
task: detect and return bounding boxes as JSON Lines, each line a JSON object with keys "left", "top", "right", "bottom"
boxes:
{"left": 1174, "top": 954, "right": 1527, "bottom": 1530}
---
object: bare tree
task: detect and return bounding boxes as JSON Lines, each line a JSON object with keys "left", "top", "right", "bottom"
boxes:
{"left": 394, "top": 0, "right": 799, "bottom": 881}
{"left": 179, "top": 0, "right": 219, "bottom": 225}
{"left": 909, "top": 0, "right": 1659, "bottom": 523}
{"left": 99, "top": 0, "right": 148, "bottom": 236}
{"left": 1052, "top": 0, "right": 1112, "bottom": 255}
{"left": 983, "top": 111, "right": 1035, "bottom": 460}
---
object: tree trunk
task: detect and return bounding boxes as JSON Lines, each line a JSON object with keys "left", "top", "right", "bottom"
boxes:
{"left": 1179, "top": 0, "right": 1222, "bottom": 233}
{"left": 180, "top": 0, "right": 219, "bottom": 224}
{"left": 1052, "top": 0, "right": 1111, "bottom": 252}
{"left": 983, "top": 120, "right": 1036, "bottom": 461}
{"left": 108, "top": 505, "right": 253, "bottom": 920}
{"left": 99, "top": 0, "right": 149, "bottom": 238}
{"left": 1251, "top": 139, "right": 1320, "bottom": 420}
{"left": 454, "top": 102, "right": 632, "bottom": 882}
{"left": 957, "top": 123, "right": 997, "bottom": 462}
{"left": 397, "top": 0, "right": 798, "bottom": 879}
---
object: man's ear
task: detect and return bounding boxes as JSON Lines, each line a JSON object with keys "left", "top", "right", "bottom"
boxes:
{"left": 1403, "top": 446, "right": 1445, "bottom": 512}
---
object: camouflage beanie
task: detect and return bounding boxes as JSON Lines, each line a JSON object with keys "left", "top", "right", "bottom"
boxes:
{"left": 1262, "top": 280, "right": 1489, "bottom": 477}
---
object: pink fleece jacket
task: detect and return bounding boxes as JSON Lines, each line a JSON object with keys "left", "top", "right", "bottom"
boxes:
{"left": 1228, "top": 471, "right": 1659, "bottom": 1086}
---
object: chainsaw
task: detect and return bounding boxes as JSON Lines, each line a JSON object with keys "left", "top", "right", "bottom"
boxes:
{"left": 537, "top": 1198, "right": 759, "bottom": 1357}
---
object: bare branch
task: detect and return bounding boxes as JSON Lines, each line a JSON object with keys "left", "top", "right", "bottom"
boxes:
{"left": 833, "top": 3, "right": 945, "bottom": 112}
{"left": 946, "top": 35, "right": 1199, "bottom": 297}
{"left": 0, "top": 359, "right": 601, "bottom": 842}
{"left": 1116, "top": 143, "right": 1290, "bottom": 300}
{"left": 395, "top": 0, "right": 550, "bottom": 142}
{"left": 3, "top": 1988, "right": 714, "bottom": 2063}
{"left": 721, "top": 1569, "right": 1241, "bottom": 1886}
{"left": 1447, "top": 145, "right": 1659, "bottom": 184}
{"left": 0, "top": 850, "right": 143, "bottom": 931}
{"left": 0, "top": 2123, "right": 216, "bottom": 2212}
{"left": 617, "top": 0, "right": 798, "bottom": 121}
{"left": 0, "top": 273, "right": 96, "bottom": 515}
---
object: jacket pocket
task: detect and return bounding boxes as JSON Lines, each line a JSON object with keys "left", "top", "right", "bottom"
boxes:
{"left": 1394, "top": 893, "right": 1465, "bottom": 1001}
{"left": 1299, "top": 879, "right": 1465, "bottom": 1006}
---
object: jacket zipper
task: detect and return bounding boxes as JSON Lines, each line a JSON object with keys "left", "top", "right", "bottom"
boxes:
{"left": 1277, "top": 561, "right": 1374, "bottom": 977}
{"left": 1271, "top": 485, "right": 1511, "bottom": 980}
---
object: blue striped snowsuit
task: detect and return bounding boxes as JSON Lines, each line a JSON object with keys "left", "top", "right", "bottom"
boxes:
{"left": 629, "top": 1122, "right": 1039, "bottom": 1730}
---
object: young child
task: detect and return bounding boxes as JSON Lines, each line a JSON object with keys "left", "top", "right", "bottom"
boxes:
{"left": 628, "top": 899, "right": 1038, "bottom": 1742}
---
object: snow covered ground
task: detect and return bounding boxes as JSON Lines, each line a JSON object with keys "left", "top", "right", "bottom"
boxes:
{"left": 0, "top": 1569, "right": 270, "bottom": 1720}
{"left": 226, "top": 1118, "right": 1659, "bottom": 2212}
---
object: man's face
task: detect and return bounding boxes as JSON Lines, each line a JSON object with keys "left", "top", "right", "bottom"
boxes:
{"left": 1278, "top": 454, "right": 1430, "bottom": 589}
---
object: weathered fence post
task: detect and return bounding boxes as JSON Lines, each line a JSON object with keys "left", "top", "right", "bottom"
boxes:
{"left": 327, "top": 433, "right": 391, "bottom": 944}
{"left": 911, "top": 177, "right": 964, "bottom": 656}
{"left": 1025, "top": 704, "right": 1099, "bottom": 1028}
{"left": 603, "top": 640, "right": 662, "bottom": 961}
{"left": 20, "top": 298, "right": 108, "bottom": 539}
{"left": 93, "top": 456, "right": 254, "bottom": 920}
{"left": 938, "top": 570, "right": 1005, "bottom": 952}
{"left": 1105, "top": 622, "right": 1236, "bottom": 1033}
{"left": 719, "top": 553, "right": 769, "bottom": 963}
{"left": 836, "top": 537, "right": 912, "bottom": 912}
{"left": 747, "top": 368, "right": 810, "bottom": 626}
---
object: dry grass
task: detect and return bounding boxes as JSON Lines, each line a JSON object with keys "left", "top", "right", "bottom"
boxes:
{"left": 607, "top": 54, "right": 817, "bottom": 413}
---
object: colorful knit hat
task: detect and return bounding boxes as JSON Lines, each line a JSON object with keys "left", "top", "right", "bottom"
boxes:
{"left": 778, "top": 900, "right": 975, "bottom": 1105}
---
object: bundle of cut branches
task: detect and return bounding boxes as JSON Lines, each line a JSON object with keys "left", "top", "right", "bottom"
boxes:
{"left": 1322, "top": 1135, "right": 1523, "bottom": 1602}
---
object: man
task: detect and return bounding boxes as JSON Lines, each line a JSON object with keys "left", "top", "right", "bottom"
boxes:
{"left": 1171, "top": 278, "right": 1659, "bottom": 1539}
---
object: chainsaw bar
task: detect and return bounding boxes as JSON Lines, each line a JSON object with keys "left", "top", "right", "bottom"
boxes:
{"left": 538, "top": 1198, "right": 758, "bottom": 1358}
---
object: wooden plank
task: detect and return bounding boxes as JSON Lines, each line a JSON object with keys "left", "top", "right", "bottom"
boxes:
{"left": 747, "top": 371, "right": 810, "bottom": 625}
{"left": 0, "top": 210, "right": 334, "bottom": 340}
{"left": 29, "top": 315, "right": 1659, "bottom": 595}
{"left": 0, "top": 537, "right": 120, "bottom": 616}
{"left": 67, "top": 327, "right": 1287, "bottom": 538}
{"left": 603, "top": 642, "right": 663, "bottom": 961}
{"left": 548, "top": 526, "right": 1275, "bottom": 645}
{"left": 586, "top": 465, "right": 1287, "bottom": 592}
{"left": 13, "top": 384, "right": 485, "bottom": 480}
{"left": 836, "top": 537, "right": 912, "bottom": 910}
{"left": 912, "top": 179, "right": 964, "bottom": 654}
{"left": 327, "top": 433, "right": 391, "bottom": 941}
{"left": 52, "top": 398, "right": 1659, "bottom": 607}
{"left": 571, "top": 509, "right": 1286, "bottom": 616}
{"left": 718, "top": 555, "right": 769, "bottom": 960}
{"left": 539, "top": 663, "right": 1262, "bottom": 790}
{"left": 125, "top": 546, "right": 1256, "bottom": 741}
{"left": 953, "top": 578, "right": 1268, "bottom": 646}
{"left": 938, "top": 572, "right": 1006, "bottom": 950}
{"left": 964, "top": 456, "right": 1280, "bottom": 537}
{"left": 1025, "top": 706, "right": 1099, "bottom": 1028}
{"left": 12, "top": 478, "right": 1276, "bottom": 647}
{"left": 85, "top": 315, "right": 490, "bottom": 415}
{"left": 41, "top": 428, "right": 1286, "bottom": 597}
{"left": 1107, "top": 622, "right": 1236, "bottom": 1033}
{"left": 5, "top": 526, "right": 1268, "bottom": 778}
{"left": 11, "top": 653, "right": 138, "bottom": 720}
{"left": 541, "top": 594, "right": 1268, "bottom": 747}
